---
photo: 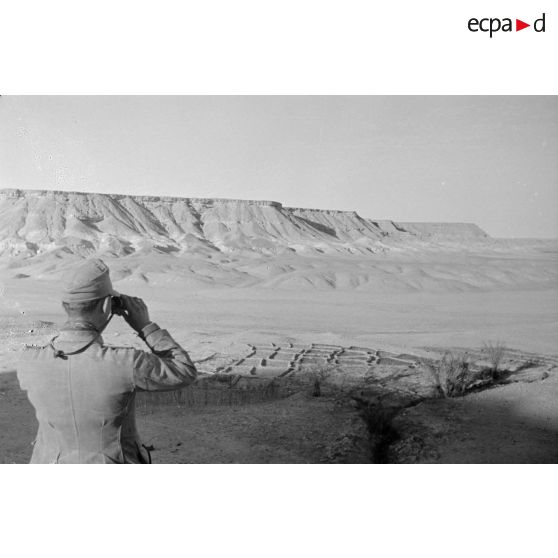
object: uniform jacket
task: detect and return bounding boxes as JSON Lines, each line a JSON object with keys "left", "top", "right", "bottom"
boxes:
{"left": 17, "top": 322, "right": 197, "bottom": 464}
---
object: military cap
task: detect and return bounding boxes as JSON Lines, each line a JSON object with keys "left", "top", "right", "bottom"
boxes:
{"left": 61, "top": 258, "right": 119, "bottom": 303}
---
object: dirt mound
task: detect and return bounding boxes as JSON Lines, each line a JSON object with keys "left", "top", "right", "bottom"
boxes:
{"left": 389, "top": 367, "right": 558, "bottom": 463}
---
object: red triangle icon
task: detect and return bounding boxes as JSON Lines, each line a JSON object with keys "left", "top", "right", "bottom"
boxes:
{"left": 516, "top": 19, "right": 530, "bottom": 31}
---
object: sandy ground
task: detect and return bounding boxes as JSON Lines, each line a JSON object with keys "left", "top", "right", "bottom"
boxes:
{"left": 2, "top": 277, "right": 558, "bottom": 361}
{"left": 1, "top": 276, "right": 557, "bottom": 463}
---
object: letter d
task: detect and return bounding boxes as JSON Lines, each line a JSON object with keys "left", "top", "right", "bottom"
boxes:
{"left": 534, "top": 13, "right": 545, "bottom": 32}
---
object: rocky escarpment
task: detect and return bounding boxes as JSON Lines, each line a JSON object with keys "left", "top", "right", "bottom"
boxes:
{"left": 0, "top": 188, "right": 488, "bottom": 259}
{"left": 1, "top": 189, "right": 556, "bottom": 291}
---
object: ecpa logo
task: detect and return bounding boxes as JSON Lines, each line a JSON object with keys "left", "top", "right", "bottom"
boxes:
{"left": 468, "top": 13, "right": 546, "bottom": 37}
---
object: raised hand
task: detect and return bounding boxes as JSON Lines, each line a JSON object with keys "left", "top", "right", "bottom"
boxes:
{"left": 118, "top": 295, "right": 151, "bottom": 333}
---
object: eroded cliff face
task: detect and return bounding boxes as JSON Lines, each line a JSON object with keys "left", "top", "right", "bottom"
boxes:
{"left": 1, "top": 188, "right": 555, "bottom": 291}
{"left": 0, "top": 188, "right": 488, "bottom": 259}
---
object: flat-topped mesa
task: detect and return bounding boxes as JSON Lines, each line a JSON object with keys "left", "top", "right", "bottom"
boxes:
{"left": 0, "top": 188, "right": 283, "bottom": 208}
{"left": 285, "top": 206, "right": 361, "bottom": 216}
{"left": 1, "top": 189, "right": 552, "bottom": 293}
{"left": 0, "top": 189, "right": 489, "bottom": 238}
{"left": 365, "top": 219, "right": 489, "bottom": 239}
{"left": 396, "top": 221, "right": 489, "bottom": 239}
{"left": 0, "top": 187, "right": 493, "bottom": 263}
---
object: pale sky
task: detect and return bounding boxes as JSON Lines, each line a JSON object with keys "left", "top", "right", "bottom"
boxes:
{"left": 0, "top": 96, "right": 556, "bottom": 238}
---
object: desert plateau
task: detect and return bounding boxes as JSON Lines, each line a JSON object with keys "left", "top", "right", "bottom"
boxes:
{"left": 1, "top": 188, "right": 557, "bottom": 463}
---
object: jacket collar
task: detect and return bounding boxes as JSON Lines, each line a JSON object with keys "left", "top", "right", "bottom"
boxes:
{"left": 60, "top": 320, "right": 100, "bottom": 333}
{"left": 56, "top": 323, "right": 104, "bottom": 346}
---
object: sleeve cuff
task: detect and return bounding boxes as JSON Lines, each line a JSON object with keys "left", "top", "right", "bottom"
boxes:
{"left": 138, "top": 322, "right": 160, "bottom": 339}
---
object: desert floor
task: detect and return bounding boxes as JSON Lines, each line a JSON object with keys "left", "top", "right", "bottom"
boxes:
{"left": 1, "top": 277, "right": 557, "bottom": 463}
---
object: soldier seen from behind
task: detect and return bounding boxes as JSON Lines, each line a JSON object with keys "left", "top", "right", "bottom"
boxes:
{"left": 17, "top": 258, "right": 197, "bottom": 464}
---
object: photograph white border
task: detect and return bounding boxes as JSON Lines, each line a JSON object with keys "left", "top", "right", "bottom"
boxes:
{"left": 1, "top": 1, "right": 556, "bottom": 556}
{"left": 0, "top": 0, "right": 556, "bottom": 94}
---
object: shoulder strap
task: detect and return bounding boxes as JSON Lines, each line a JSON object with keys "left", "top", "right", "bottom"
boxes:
{"left": 50, "top": 313, "right": 115, "bottom": 359}
{"left": 50, "top": 335, "right": 101, "bottom": 359}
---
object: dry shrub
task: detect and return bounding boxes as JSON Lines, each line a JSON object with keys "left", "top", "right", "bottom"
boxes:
{"left": 282, "top": 365, "right": 351, "bottom": 398}
{"left": 311, "top": 367, "right": 331, "bottom": 397}
{"left": 296, "top": 365, "right": 336, "bottom": 397}
{"left": 482, "top": 341, "right": 506, "bottom": 378}
{"left": 426, "top": 351, "right": 474, "bottom": 398}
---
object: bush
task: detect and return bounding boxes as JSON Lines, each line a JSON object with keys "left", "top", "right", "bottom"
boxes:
{"left": 282, "top": 365, "right": 351, "bottom": 398}
{"left": 304, "top": 365, "right": 335, "bottom": 397}
{"left": 482, "top": 341, "right": 506, "bottom": 379}
{"left": 426, "top": 351, "right": 474, "bottom": 398}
